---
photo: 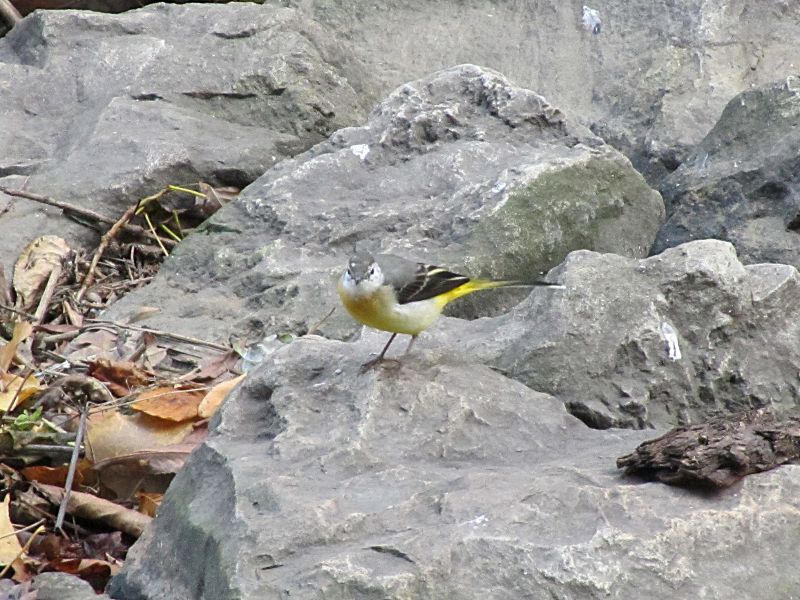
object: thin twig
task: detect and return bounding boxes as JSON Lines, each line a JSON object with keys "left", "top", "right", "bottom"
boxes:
{"left": 55, "top": 405, "right": 87, "bottom": 533}
{"left": 40, "top": 329, "right": 81, "bottom": 345}
{"left": 143, "top": 212, "right": 169, "bottom": 256}
{"left": 76, "top": 201, "right": 142, "bottom": 303}
{"left": 33, "top": 263, "right": 62, "bottom": 325}
{"left": 0, "top": 0, "right": 22, "bottom": 27}
{"left": 41, "top": 417, "right": 69, "bottom": 434}
{"left": 0, "top": 524, "right": 45, "bottom": 579}
{"left": 0, "top": 303, "right": 36, "bottom": 321}
{"left": 158, "top": 222, "right": 182, "bottom": 243}
{"left": 7, "top": 368, "right": 35, "bottom": 412}
{"left": 0, "top": 187, "right": 175, "bottom": 247}
{"left": 0, "top": 265, "right": 12, "bottom": 307}
{"left": 0, "top": 187, "right": 115, "bottom": 225}
{"left": 17, "top": 444, "right": 77, "bottom": 456}
{"left": 16, "top": 496, "right": 88, "bottom": 536}
{"left": 84, "top": 317, "right": 231, "bottom": 351}
{"left": 0, "top": 519, "right": 45, "bottom": 542}
{"left": 307, "top": 306, "right": 336, "bottom": 336}
{"left": 167, "top": 184, "right": 207, "bottom": 199}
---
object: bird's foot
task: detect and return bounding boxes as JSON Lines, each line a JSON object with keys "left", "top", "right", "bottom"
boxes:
{"left": 359, "top": 356, "right": 401, "bottom": 374}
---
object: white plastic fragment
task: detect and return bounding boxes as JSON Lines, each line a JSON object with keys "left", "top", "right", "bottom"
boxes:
{"left": 582, "top": 6, "right": 602, "bottom": 34}
{"left": 350, "top": 144, "right": 370, "bottom": 160}
{"left": 660, "top": 322, "right": 682, "bottom": 361}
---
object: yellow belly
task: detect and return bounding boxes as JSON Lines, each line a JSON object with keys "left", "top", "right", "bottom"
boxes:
{"left": 338, "top": 282, "right": 444, "bottom": 335}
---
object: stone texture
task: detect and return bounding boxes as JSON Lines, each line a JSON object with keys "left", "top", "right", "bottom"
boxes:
{"left": 412, "top": 239, "right": 800, "bottom": 430}
{"left": 32, "top": 572, "right": 111, "bottom": 600}
{"left": 6, "top": 0, "right": 799, "bottom": 189}
{"left": 280, "top": 0, "right": 800, "bottom": 182}
{"left": 0, "top": 3, "right": 367, "bottom": 272}
{"left": 652, "top": 80, "right": 800, "bottom": 267}
{"left": 100, "top": 65, "right": 663, "bottom": 345}
{"left": 110, "top": 335, "right": 800, "bottom": 600}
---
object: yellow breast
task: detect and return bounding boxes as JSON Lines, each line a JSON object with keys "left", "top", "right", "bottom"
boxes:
{"left": 338, "top": 281, "right": 444, "bottom": 335}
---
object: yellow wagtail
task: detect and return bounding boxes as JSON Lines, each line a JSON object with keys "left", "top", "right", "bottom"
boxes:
{"left": 338, "top": 251, "right": 563, "bottom": 370}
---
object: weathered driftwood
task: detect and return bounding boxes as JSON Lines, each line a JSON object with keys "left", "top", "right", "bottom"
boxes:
{"left": 617, "top": 409, "right": 800, "bottom": 488}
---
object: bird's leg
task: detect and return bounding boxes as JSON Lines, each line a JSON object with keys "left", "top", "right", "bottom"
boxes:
{"left": 360, "top": 333, "right": 398, "bottom": 373}
{"left": 377, "top": 332, "right": 398, "bottom": 360}
{"left": 403, "top": 334, "right": 418, "bottom": 356}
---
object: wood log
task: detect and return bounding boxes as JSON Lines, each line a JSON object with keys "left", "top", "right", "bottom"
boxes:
{"left": 616, "top": 409, "right": 800, "bottom": 488}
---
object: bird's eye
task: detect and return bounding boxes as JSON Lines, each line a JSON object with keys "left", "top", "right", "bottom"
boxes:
{"left": 368, "top": 266, "right": 376, "bottom": 277}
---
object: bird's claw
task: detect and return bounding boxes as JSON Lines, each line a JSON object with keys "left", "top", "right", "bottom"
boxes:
{"left": 359, "top": 357, "right": 401, "bottom": 374}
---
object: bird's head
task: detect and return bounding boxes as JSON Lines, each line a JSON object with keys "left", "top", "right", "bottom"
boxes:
{"left": 341, "top": 252, "right": 385, "bottom": 296}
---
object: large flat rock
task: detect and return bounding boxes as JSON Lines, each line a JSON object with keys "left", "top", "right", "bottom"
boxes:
{"left": 110, "top": 336, "right": 800, "bottom": 599}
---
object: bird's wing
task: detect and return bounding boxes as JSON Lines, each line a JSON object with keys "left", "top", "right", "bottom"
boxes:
{"left": 378, "top": 254, "right": 470, "bottom": 304}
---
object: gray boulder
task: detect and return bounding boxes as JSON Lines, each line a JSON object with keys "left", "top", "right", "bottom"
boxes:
{"left": 652, "top": 81, "right": 800, "bottom": 267}
{"left": 284, "top": 0, "right": 800, "bottom": 182}
{"left": 101, "top": 64, "right": 664, "bottom": 345}
{"left": 0, "top": 3, "right": 366, "bottom": 271}
{"left": 110, "top": 335, "right": 800, "bottom": 599}
{"left": 33, "top": 572, "right": 111, "bottom": 600}
{"left": 413, "top": 239, "right": 800, "bottom": 430}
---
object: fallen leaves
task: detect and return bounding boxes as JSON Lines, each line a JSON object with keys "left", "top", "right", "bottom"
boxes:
{"left": 21, "top": 530, "right": 126, "bottom": 592}
{"left": 0, "top": 496, "right": 23, "bottom": 565}
{"left": 12, "top": 236, "right": 71, "bottom": 313}
{"left": 0, "top": 321, "right": 33, "bottom": 374}
{"left": 131, "top": 386, "right": 206, "bottom": 422}
{"left": 0, "top": 184, "right": 244, "bottom": 593}
{"left": 198, "top": 374, "right": 244, "bottom": 418}
{"left": 86, "top": 409, "right": 205, "bottom": 500}
{"left": 85, "top": 410, "right": 196, "bottom": 464}
{"left": 20, "top": 461, "right": 96, "bottom": 489}
{"left": 87, "top": 359, "right": 152, "bottom": 397}
{"left": 35, "top": 485, "right": 151, "bottom": 538}
{"left": 0, "top": 372, "right": 42, "bottom": 413}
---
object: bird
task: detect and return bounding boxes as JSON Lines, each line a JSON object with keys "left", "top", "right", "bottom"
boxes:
{"left": 338, "top": 251, "right": 563, "bottom": 371}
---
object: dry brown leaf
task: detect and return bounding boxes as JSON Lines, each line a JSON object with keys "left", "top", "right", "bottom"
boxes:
{"left": 142, "top": 345, "right": 168, "bottom": 370}
{"left": 85, "top": 409, "right": 194, "bottom": 464}
{"left": 35, "top": 484, "right": 152, "bottom": 538}
{"left": 87, "top": 358, "right": 153, "bottom": 397}
{"left": 0, "top": 321, "right": 34, "bottom": 375}
{"left": 62, "top": 301, "right": 83, "bottom": 327}
{"left": 94, "top": 447, "right": 195, "bottom": 475}
{"left": 0, "top": 371, "right": 42, "bottom": 412}
{"left": 130, "top": 386, "right": 205, "bottom": 422}
{"left": 81, "top": 531, "right": 128, "bottom": 561}
{"left": 198, "top": 374, "right": 245, "bottom": 418}
{"left": 0, "top": 495, "right": 23, "bottom": 565}
{"left": 46, "top": 556, "right": 119, "bottom": 592}
{"left": 20, "top": 460, "right": 96, "bottom": 489}
{"left": 35, "top": 323, "right": 79, "bottom": 335}
{"left": 125, "top": 306, "right": 161, "bottom": 324}
{"left": 92, "top": 427, "right": 206, "bottom": 499}
{"left": 54, "top": 556, "right": 112, "bottom": 576}
{"left": 135, "top": 492, "right": 163, "bottom": 518}
{"left": 13, "top": 236, "right": 71, "bottom": 312}
{"left": 191, "top": 349, "right": 240, "bottom": 381}
{"left": 10, "top": 557, "right": 35, "bottom": 584}
{"left": 197, "top": 182, "right": 239, "bottom": 216}
{"left": 0, "top": 264, "right": 11, "bottom": 307}
{"left": 93, "top": 444, "right": 200, "bottom": 499}
{"left": 66, "top": 328, "right": 118, "bottom": 361}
